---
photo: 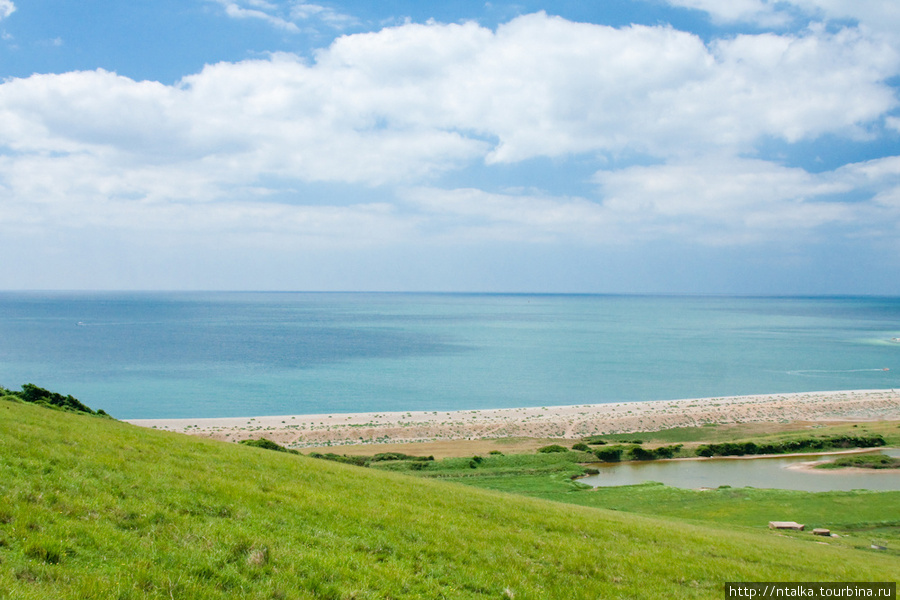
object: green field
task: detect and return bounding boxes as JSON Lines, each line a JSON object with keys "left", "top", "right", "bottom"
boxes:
{"left": 2, "top": 397, "right": 899, "bottom": 599}
{"left": 358, "top": 423, "right": 900, "bottom": 558}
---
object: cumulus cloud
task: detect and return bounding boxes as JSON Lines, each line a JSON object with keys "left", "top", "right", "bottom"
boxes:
{"left": 0, "top": 0, "right": 14, "bottom": 20}
{"left": 0, "top": 12, "right": 897, "bottom": 255}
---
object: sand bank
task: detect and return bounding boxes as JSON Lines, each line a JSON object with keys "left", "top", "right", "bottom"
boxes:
{"left": 126, "top": 389, "right": 900, "bottom": 449}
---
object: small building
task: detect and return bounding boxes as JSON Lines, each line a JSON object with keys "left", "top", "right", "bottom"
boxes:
{"left": 769, "top": 521, "right": 804, "bottom": 531}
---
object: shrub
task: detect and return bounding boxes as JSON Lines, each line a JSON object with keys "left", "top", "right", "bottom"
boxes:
{"left": 695, "top": 435, "right": 885, "bottom": 457}
{"left": 16, "top": 383, "right": 96, "bottom": 415}
{"left": 537, "top": 444, "right": 568, "bottom": 453}
{"left": 628, "top": 446, "right": 655, "bottom": 461}
{"left": 594, "top": 447, "right": 623, "bottom": 462}
{"left": 240, "top": 438, "right": 299, "bottom": 454}
{"left": 652, "top": 444, "right": 683, "bottom": 459}
{"left": 571, "top": 443, "right": 590, "bottom": 452}
{"left": 371, "top": 453, "right": 434, "bottom": 463}
{"left": 626, "top": 444, "right": 684, "bottom": 461}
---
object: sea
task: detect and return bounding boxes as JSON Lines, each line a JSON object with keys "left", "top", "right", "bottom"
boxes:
{"left": 1, "top": 292, "right": 898, "bottom": 420}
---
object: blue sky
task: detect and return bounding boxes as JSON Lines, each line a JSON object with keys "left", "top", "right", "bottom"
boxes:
{"left": 1, "top": 0, "right": 899, "bottom": 293}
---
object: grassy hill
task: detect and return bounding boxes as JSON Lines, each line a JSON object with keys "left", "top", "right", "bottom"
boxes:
{"left": 1, "top": 398, "right": 898, "bottom": 599}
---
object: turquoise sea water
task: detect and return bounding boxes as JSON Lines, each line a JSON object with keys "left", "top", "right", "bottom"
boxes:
{"left": 0, "top": 293, "right": 898, "bottom": 419}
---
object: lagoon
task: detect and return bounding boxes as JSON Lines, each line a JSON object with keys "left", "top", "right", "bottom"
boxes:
{"left": 580, "top": 449, "right": 900, "bottom": 492}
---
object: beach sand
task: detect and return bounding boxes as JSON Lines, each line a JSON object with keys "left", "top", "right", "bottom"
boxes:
{"left": 127, "top": 389, "right": 900, "bottom": 451}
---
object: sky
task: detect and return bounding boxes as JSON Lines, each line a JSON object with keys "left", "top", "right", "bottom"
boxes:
{"left": 1, "top": 1, "right": 899, "bottom": 294}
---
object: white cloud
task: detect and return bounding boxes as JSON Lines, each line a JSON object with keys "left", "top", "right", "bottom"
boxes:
{"left": 0, "top": 0, "right": 14, "bottom": 20}
{"left": 663, "top": 0, "right": 792, "bottom": 27}
{"left": 290, "top": 3, "right": 358, "bottom": 28}
{"left": 398, "top": 156, "right": 891, "bottom": 248}
{"left": 884, "top": 116, "right": 900, "bottom": 134}
{"left": 662, "top": 0, "right": 900, "bottom": 47}
{"left": 216, "top": 1, "right": 300, "bottom": 32}
{"left": 211, "top": 0, "right": 357, "bottom": 32}
{"left": 0, "top": 12, "right": 897, "bottom": 258}
{"left": 594, "top": 157, "right": 859, "bottom": 244}
{"left": 2, "top": 14, "right": 894, "bottom": 179}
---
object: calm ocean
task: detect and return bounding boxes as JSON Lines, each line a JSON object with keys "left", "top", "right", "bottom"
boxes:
{"left": 0, "top": 292, "right": 898, "bottom": 419}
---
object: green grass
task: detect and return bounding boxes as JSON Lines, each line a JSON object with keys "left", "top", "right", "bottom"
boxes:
{"left": 3, "top": 400, "right": 899, "bottom": 598}
{"left": 359, "top": 423, "right": 900, "bottom": 561}
{"left": 463, "top": 476, "right": 900, "bottom": 534}
{"left": 818, "top": 454, "right": 900, "bottom": 469}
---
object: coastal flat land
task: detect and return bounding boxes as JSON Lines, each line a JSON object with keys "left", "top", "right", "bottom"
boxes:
{"left": 128, "top": 388, "right": 900, "bottom": 454}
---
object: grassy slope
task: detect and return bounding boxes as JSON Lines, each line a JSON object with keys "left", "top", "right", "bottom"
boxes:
{"left": 2, "top": 400, "right": 898, "bottom": 600}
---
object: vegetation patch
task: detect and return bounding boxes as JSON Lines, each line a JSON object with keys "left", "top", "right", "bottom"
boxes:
{"left": 1, "top": 383, "right": 108, "bottom": 416}
{"left": 696, "top": 435, "right": 885, "bottom": 457}
{"left": 307, "top": 451, "right": 434, "bottom": 468}
{"left": 536, "top": 444, "right": 569, "bottom": 453}
{"left": 594, "top": 447, "right": 624, "bottom": 462}
{"left": 3, "top": 401, "right": 899, "bottom": 598}
{"left": 816, "top": 454, "right": 900, "bottom": 470}
{"left": 239, "top": 438, "right": 299, "bottom": 454}
{"left": 628, "top": 444, "right": 683, "bottom": 461}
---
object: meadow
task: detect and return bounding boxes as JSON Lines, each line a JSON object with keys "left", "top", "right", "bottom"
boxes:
{"left": 359, "top": 421, "right": 900, "bottom": 557}
{"left": 2, "top": 396, "right": 898, "bottom": 599}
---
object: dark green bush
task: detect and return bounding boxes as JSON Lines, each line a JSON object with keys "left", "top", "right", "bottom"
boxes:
{"left": 628, "top": 446, "right": 654, "bottom": 461}
{"left": 594, "top": 447, "right": 623, "bottom": 462}
{"left": 14, "top": 383, "right": 97, "bottom": 415}
{"left": 571, "top": 442, "right": 590, "bottom": 452}
{"left": 652, "top": 444, "right": 683, "bottom": 459}
{"left": 239, "top": 438, "right": 299, "bottom": 454}
{"left": 371, "top": 452, "right": 433, "bottom": 462}
{"left": 537, "top": 444, "right": 568, "bottom": 453}
{"left": 696, "top": 435, "right": 885, "bottom": 457}
{"left": 308, "top": 452, "right": 434, "bottom": 468}
{"left": 307, "top": 452, "right": 368, "bottom": 467}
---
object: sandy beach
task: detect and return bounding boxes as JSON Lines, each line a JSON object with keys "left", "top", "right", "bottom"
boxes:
{"left": 127, "top": 388, "right": 900, "bottom": 450}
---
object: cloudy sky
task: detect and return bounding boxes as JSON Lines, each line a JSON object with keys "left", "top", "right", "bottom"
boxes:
{"left": 1, "top": 0, "right": 899, "bottom": 293}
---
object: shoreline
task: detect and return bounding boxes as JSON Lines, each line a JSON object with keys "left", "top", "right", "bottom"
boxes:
{"left": 127, "top": 388, "right": 900, "bottom": 449}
